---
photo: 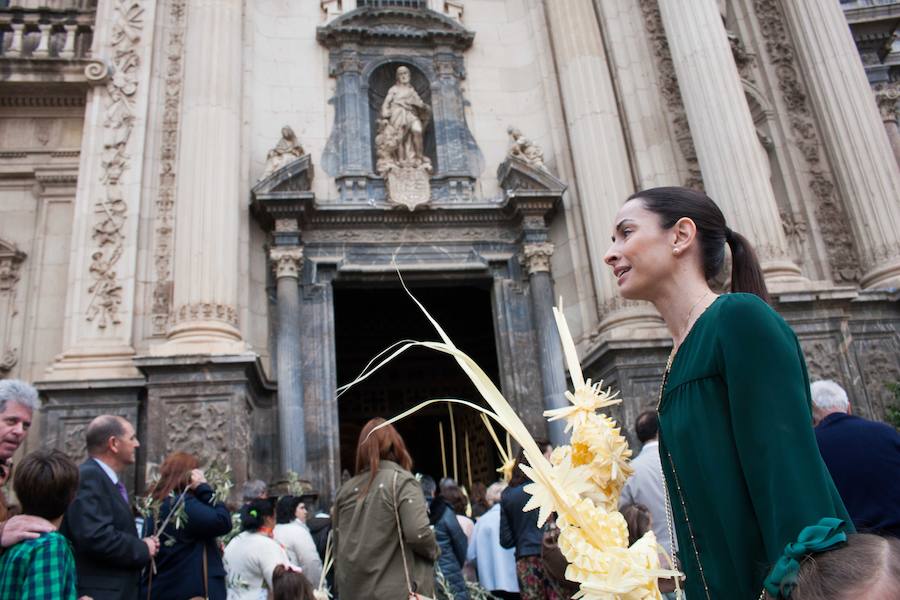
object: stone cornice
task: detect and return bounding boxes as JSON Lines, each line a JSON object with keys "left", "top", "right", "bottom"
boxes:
{"left": 316, "top": 6, "right": 474, "bottom": 50}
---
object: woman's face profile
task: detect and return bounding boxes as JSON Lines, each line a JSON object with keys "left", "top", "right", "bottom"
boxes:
{"left": 603, "top": 199, "right": 675, "bottom": 301}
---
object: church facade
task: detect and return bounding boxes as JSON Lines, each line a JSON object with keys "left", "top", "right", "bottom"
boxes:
{"left": 1, "top": 0, "right": 898, "bottom": 498}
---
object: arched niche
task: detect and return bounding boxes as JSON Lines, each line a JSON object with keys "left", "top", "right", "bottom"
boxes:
{"left": 367, "top": 61, "right": 438, "bottom": 172}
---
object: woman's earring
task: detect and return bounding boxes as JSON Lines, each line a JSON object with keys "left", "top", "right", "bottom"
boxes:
{"left": 673, "top": 247, "right": 680, "bottom": 255}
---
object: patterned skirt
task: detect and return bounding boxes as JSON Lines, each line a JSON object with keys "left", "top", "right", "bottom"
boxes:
{"left": 515, "top": 555, "right": 564, "bottom": 600}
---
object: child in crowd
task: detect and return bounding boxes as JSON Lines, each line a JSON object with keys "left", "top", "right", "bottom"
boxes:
{"left": 0, "top": 449, "right": 87, "bottom": 600}
{"left": 272, "top": 564, "right": 317, "bottom": 600}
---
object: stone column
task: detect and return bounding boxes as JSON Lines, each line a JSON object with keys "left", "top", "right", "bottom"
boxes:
{"left": 270, "top": 246, "right": 307, "bottom": 475}
{"left": 542, "top": 0, "right": 650, "bottom": 328}
{"left": 524, "top": 242, "right": 568, "bottom": 447}
{"left": 874, "top": 84, "right": 900, "bottom": 169}
{"left": 154, "top": 0, "right": 245, "bottom": 355}
{"left": 45, "top": 0, "right": 157, "bottom": 381}
{"left": 656, "top": 0, "right": 800, "bottom": 280}
{"left": 781, "top": 2, "right": 900, "bottom": 289}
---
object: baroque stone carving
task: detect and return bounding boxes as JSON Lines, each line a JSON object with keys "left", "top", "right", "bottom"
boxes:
{"left": 754, "top": 0, "right": 861, "bottom": 283}
{"left": 507, "top": 126, "right": 545, "bottom": 170}
{"left": 170, "top": 302, "right": 238, "bottom": 327}
{"left": 873, "top": 82, "right": 900, "bottom": 122}
{"left": 0, "top": 241, "right": 25, "bottom": 376}
{"left": 523, "top": 242, "right": 554, "bottom": 275}
{"left": 151, "top": 0, "right": 186, "bottom": 336}
{"left": 261, "top": 126, "right": 306, "bottom": 180}
{"left": 377, "top": 66, "right": 433, "bottom": 210}
{"left": 270, "top": 247, "right": 304, "bottom": 279}
{"left": 639, "top": 0, "right": 703, "bottom": 190}
{"left": 86, "top": 0, "right": 144, "bottom": 329}
{"left": 165, "top": 401, "right": 230, "bottom": 466}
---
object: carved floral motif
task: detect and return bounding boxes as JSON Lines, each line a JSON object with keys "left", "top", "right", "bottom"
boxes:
{"left": 165, "top": 401, "right": 230, "bottom": 466}
{"left": 151, "top": 0, "right": 186, "bottom": 336}
{"left": 523, "top": 242, "right": 554, "bottom": 275}
{"left": 753, "top": 0, "right": 860, "bottom": 283}
{"left": 873, "top": 82, "right": 900, "bottom": 122}
{"left": 638, "top": 0, "right": 703, "bottom": 190}
{"left": 87, "top": 0, "right": 145, "bottom": 329}
{"left": 171, "top": 302, "right": 238, "bottom": 327}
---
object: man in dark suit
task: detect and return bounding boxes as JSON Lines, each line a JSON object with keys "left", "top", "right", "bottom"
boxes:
{"left": 61, "top": 415, "right": 159, "bottom": 600}
{"left": 812, "top": 379, "right": 900, "bottom": 538}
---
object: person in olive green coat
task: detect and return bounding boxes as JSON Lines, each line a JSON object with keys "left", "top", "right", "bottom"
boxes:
{"left": 603, "top": 187, "right": 851, "bottom": 600}
{"left": 333, "top": 417, "right": 438, "bottom": 599}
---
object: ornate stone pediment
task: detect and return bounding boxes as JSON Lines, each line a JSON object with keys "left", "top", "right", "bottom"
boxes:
{"left": 316, "top": 6, "right": 474, "bottom": 51}
{"left": 252, "top": 154, "right": 314, "bottom": 195}
{"left": 497, "top": 157, "right": 567, "bottom": 196}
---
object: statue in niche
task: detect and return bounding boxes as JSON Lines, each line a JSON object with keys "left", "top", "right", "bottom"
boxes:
{"left": 376, "top": 66, "right": 433, "bottom": 210}
{"left": 507, "top": 126, "right": 546, "bottom": 170}
{"left": 261, "top": 126, "right": 305, "bottom": 180}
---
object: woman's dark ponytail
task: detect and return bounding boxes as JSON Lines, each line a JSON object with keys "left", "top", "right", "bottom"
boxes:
{"left": 628, "top": 187, "right": 770, "bottom": 303}
{"left": 726, "top": 228, "right": 769, "bottom": 304}
{"left": 239, "top": 497, "right": 274, "bottom": 532}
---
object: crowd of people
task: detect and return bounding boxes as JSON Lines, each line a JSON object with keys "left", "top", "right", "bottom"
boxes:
{"left": 0, "top": 187, "right": 897, "bottom": 600}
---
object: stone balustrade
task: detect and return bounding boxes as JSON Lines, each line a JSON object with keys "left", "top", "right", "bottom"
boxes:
{"left": 0, "top": 4, "right": 94, "bottom": 60}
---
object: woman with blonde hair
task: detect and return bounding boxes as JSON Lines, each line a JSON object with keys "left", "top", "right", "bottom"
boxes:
{"left": 140, "top": 451, "right": 232, "bottom": 600}
{"left": 603, "top": 187, "right": 850, "bottom": 599}
{"left": 332, "top": 417, "right": 438, "bottom": 599}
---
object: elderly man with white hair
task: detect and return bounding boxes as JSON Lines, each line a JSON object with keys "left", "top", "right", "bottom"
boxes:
{"left": 0, "top": 379, "right": 54, "bottom": 549}
{"left": 811, "top": 379, "right": 900, "bottom": 538}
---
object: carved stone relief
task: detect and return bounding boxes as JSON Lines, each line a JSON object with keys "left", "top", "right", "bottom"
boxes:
{"left": 854, "top": 338, "right": 900, "bottom": 421}
{"left": 639, "top": 0, "right": 703, "bottom": 190}
{"left": 523, "top": 242, "right": 554, "bottom": 275}
{"left": 170, "top": 302, "right": 238, "bottom": 327}
{"left": 873, "top": 82, "right": 900, "bottom": 122}
{"left": 0, "top": 241, "right": 26, "bottom": 376}
{"left": 86, "top": 0, "right": 145, "bottom": 329}
{"left": 164, "top": 400, "right": 231, "bottom": 467}
{"left": 753, "top": 0, "right": 860, "bottom": 283}
{"left": 269, "top": 246, "right": 304, "bottom": 279}
{"left": 151, "top": 0, "right": 186, "bottom": 336}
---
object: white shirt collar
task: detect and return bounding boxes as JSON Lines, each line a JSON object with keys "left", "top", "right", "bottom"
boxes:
{"left": 640, "top": 440, "right": 659, "bottom": 452}
{"left": 93, "top": 457, "right": 119, "bottom": 485}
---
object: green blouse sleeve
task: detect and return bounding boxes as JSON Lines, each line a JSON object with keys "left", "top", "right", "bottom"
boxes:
{"left": 715, "top": 295, "right": 850, "bottom": 564}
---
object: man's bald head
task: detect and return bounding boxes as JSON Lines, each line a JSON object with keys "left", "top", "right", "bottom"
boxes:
{"left": 85, "top": 415, "right": 127, "bottom": 456}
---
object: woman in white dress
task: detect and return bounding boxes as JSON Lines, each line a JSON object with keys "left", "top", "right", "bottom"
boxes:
{"left": 224, "top": 498, "right": 290, "bottom": 600}
{"left": 273, "top": 496, "right": 323, "bottom": 586}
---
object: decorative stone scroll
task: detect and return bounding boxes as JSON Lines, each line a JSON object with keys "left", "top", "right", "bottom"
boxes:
{"left": 151, "top": 0, "right": 187, "bottom": 336}
{"left": 270, "top": 247, "right": 304, "bottom": 279}
{"left": 86, "top": 0, "right": 145, "bottom": 329}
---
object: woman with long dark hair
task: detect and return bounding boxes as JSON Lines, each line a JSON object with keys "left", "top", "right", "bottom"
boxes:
{"left": 603, "top": 187, "right": 850, "bottom": 599}
{"left": 332, "top": 417, "right": 438, "bottom": 599}
{"left": 139, "top": 452, "right": 232, "bottom": 600}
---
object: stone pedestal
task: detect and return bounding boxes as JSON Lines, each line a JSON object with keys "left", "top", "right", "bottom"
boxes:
{"left": 37, "top": 378, "right": 145, "bottom": 494}
{"left": 782, "top": 0, "right": 900, "bottom": 288}
{"left": 270, "top": 246, "right": 307, "bottom": 475}
{"left": 135, "top": 355, "right": 276, "bottom": 499}
{"left": 657, "top": 0, "right": 801, "bottom": 281}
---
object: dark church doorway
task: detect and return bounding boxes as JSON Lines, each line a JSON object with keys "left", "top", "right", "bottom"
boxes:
{"left": 334, "top": 280, "right": 503, "bottom": 489}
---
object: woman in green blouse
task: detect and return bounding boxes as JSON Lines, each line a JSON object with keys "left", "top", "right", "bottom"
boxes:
{"left": 603, "top": 187, "right": 850, "bottom": 599}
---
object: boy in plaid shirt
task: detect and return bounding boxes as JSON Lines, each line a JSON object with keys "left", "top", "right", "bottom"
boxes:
{"left": 0, "top": 449, "right": 88, "bottom": 600}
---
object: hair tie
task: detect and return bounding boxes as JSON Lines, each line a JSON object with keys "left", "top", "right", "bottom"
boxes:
{"left": 763, "top": 518, "right": 847, "bottom": 599}
{"left": 249, "top": 509, "right": 258, "bottom": 518}
{"left": 724, "top": 227, "right": 734, "bottom": 243}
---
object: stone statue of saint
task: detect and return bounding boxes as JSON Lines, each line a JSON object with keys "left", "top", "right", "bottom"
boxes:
{"left": 507, "top": 126, "right": 545, "bottom": 170}
{"left": 261, "top": 126, "right": 305, "bottom": 179}
{"left": 377, "top": 66, "right": 432, "bottom": 172}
